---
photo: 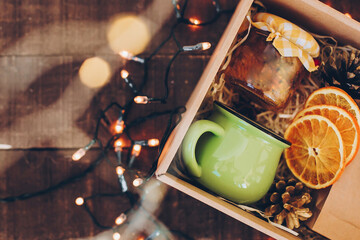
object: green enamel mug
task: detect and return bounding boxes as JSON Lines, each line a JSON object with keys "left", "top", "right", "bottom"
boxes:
{"left": 181, "top": 101, "right": 291, "bottom": 204}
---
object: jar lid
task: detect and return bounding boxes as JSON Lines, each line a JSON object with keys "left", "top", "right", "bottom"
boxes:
{"left": 251, "top": 13, "right": 320, "bottom": 72}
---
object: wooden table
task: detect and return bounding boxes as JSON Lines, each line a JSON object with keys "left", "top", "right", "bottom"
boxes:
{"left": 0, "top": 0, "right": 358, "bottom": 239}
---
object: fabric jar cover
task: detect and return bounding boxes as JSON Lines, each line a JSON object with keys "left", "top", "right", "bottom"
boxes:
{"left": 251, "top": 13, "right": 320, "bottom": 72}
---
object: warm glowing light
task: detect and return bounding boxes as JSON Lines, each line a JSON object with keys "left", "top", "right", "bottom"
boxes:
{"left": 116, "top": 166, "right": 125, "bottom": 176}
{"left": 113, "top": 232, "right": 121, "bottom": 240}
{"left": 0, "top": 144, "right": 12, "bottom": 149}
{"left": 131, "top": 144, "right": 142, "bottom": 157}
{"left": 134, "top": 96, "right": 149, "bottom": 104}
{"left": 75, "top": 197, "right": 84, "bottom": 206}
{"left": 114, "top": 120, "right": 125, "bottom": 134}
{"left": 107, "top": 14, "right": 150, "bottom": 55}
{"left": 173, "top": 2, "right": 182, "bottom": 19}
{"left": 120, "top": 70, "right": 129, "bottom": 79}
{"left": 115, "top": 213, "right": 127, "bottom": 225}
{"left": 119, "top": 50, "right": 132, "bottom": 59}
{"left": 72, "top": 148, "right": 86, "bottom": 161}
{"left": 133, "top": 178, "right": 143, "bottom": 187}
{"left": 114, "top": 139, "right": 123, "bottom": 149}
{"left": 345, "top": 13, "right": 352, "bottom": 19}
{"left": 201, "top": 42, "right": 211, "bottom": 50}
{"left": 119, "top": 50, "right": 145, "bottom": 63}
{"left": 79, "top": 57, "right": 111, "bottom": 88}
{"left": 189, "top": 18, "right": 200, "bottom": 25}
{"left": 183, "top": 42, "right": 211, "bottom": 52}
{"left": 72, "top": 140, "right": 96, "bottom": 161}
{"left": 148, "top": 138, "right": 160, "bottom": 147}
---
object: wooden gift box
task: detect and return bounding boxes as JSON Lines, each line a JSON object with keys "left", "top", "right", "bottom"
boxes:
{"left": 155, "top": 0, "right": 360, "bottom": 239}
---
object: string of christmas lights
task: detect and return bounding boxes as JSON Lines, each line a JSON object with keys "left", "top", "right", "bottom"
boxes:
{"left": 0, "top": 0, "right": 236, "bottom": 239}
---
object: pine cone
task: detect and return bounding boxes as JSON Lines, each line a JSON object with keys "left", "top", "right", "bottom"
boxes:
{"left": 259, "top": 178, "right": 313, "bottom": 229}
{"left": 320, "top": 48, "right": 360, "bottom": 99}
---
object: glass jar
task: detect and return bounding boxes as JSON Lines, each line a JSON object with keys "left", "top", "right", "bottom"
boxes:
{"left": 224, "top": 29, "right": 306, "bottom": 110}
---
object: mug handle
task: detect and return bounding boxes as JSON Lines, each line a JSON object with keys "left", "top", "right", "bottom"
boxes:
{"left": 181, "top": 120, "right": 225, "bottom": 178}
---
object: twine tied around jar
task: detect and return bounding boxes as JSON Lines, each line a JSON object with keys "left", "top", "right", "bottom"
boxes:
{"left": 250, "top": 13, "right": 320, "bottom": 72}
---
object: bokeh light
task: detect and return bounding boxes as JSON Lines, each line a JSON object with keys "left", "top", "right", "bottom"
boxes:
{"left": 79, "top": 57, "right": 111, "bottom": 88}
{"left": 107, "top": 14, "right": 150, "bottom": 55}
{"left": 75, "top": 197, "right": 84, "bottom": 206}
{"left": 113, "top": 232, "right": 121, "bottom": 240}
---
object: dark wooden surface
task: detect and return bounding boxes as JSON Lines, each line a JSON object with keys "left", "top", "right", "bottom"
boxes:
{"left": 0, "top": 0, "right": 359, "bottom": 239}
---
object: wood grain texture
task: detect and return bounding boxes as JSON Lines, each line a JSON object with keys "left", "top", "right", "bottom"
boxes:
{"left": 0, "top": 54, "right": 208, "bottom": 148}
{"left": 0, "top": 0, "right": 358, "bottom": 239}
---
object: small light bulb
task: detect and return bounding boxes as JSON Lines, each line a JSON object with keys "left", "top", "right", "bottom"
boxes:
{"left": 119, "top": 50, "right": 144, "bottom": 63}
{"left": 72, "top": 148, "right": 86, "bottom": 161}
{"left": 120, "top": 71, "right": 139, "bottom": 94}
{"left": 148, "top": 138, "right": 160, "bottom": 147}
{"left": 345, "top": 13, "right": 352, "bottom": 19}
{"left": 183, "top": 42, "right": 211, "bottom": 52}
{"left": 114, "top": 139, "right": 123, "bottom": 152}
{"left": 173, "top": 1, "right": 182, "bottom": 19}
{"left": 113, "top": 232, "right": 121, "bottom": 240}
{"left": 119, "top": 50, "right": 132, "bottom": 59}
{"left": 0, "top": 144, "right": 12, "bottom": 149}
{"left": 189, "top": 18, "right": 200, "bottom": 25}
{"left": 75, "top": 197, "right": 84, "bottom": 206}
{"left": 134, "top": 96, "right": 149, "bottom": 104}
{"left": 115, "top": 213, "right": 127, "bottom": 225}
{"left": 212, "top": 0, "right": 221, "bottom": 12}
{"left": 114, "top": 139, "right": 122, "bottom": 148}
{"left": 201, "top": 42, "right": 211, "bottom": 50}
{"left": 131, "top": 144, "right": 142, "bottom": 157}
{"left": 114, "top": 120, "right": 125, "bottom": 134}
{"left": 72, "top": 139, "right": 96, "bottom": 161}
{"left": 133, "top": 178, "right": 143, "bottom": 187}
{"left": 120, "top": 70, "right": 129, "bottom": 79}
{"left": 116, "top": 166, "right": 125, "bottom": 176}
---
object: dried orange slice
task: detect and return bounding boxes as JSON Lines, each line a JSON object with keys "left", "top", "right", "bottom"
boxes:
{"left": 284, "top": 115, "right": 345, "bottom": 189}
{"left": 305, "top": 86, "right": 360, "bottom": 126}
{"left": 294, "top": 105, "right": 360, "bottom": 166}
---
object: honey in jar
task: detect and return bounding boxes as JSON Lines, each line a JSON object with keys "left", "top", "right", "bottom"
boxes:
{"left": 224, "top": 13, "right": 319, "bottom": 110}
